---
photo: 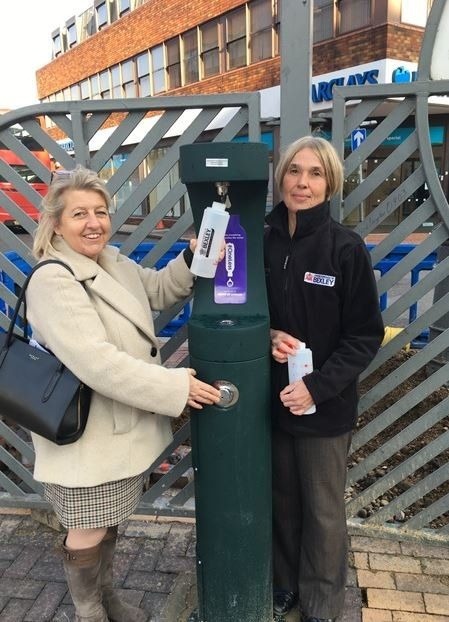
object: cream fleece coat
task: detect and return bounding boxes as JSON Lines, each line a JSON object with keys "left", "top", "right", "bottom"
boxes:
{"left": 26, "top": 237, "right": 193, "bottom": 487}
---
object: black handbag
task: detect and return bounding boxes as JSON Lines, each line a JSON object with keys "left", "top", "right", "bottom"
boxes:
{"left": 0, "top": 260, "right": 91, "bottom": 445}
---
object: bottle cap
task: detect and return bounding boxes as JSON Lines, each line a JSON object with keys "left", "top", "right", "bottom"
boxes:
{"left": 298, "top": 342, "right": 305, "bottom": 350}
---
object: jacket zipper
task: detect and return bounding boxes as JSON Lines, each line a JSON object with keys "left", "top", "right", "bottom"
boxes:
{"left": 283, "top": 239, "right": 294, "bottom": 333}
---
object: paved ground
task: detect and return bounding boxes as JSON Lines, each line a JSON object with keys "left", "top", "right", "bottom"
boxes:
{"left": 0, "top": 510, "right": 448, "bottom": 621}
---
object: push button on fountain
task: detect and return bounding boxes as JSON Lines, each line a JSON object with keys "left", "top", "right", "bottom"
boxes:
{"left": 213, "top": 380, "right": 239, "bottom": 408}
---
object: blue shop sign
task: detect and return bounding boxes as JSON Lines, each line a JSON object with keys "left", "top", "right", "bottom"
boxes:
{"left": 354, "top": 126, "right": 444, "bottom": 147}
{"left": 381, "top": 126, "right": 444, "bottom": 146}
{"left": 318, "top": 127, "right": 444, "bottom": 147}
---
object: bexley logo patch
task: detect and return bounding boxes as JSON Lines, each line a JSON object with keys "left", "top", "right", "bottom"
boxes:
{"left": 304, "top": 272, "right": 336, "bottom": 287}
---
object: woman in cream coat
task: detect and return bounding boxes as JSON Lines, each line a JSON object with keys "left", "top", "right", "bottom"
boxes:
{"left": 26, "top": 166, "right": 220, "bottom": 622}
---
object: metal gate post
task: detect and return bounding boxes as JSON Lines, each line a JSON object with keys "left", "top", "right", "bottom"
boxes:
{"left": 180, "top": 142, "right": 272, "bottom": 622}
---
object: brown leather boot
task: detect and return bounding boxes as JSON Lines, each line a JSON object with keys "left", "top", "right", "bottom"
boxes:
{"left": 62, "top": 540, "right": 109, "bottom": 621}
{"left": 100, "top": 526, "right": 148, "bottom": 622}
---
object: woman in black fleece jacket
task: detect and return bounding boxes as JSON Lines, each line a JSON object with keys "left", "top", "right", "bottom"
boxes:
{"left": 265, "top": 136, "right": 384, "bottom": 622}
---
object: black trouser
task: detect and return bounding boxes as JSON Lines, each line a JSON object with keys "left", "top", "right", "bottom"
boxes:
{"left": 272, "top": 426, "right": 352, "bottom": 619}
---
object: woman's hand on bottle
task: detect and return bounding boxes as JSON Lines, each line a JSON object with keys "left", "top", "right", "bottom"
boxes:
{"left": 189, "top": 238, "right": 225, "bottom": 264}
{"left": 187, "top": 369, "right": 222, "bottom": 410}
{"left": 280, "top": 379, "right": 315, "bottom": 416}
{"left": 270, "top": 329, "right": 301, "bottom": 363}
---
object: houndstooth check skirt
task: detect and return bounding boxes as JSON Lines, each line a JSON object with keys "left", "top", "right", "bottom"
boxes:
{"left": 42, "top": 473, "right": 144, "bottom": 529}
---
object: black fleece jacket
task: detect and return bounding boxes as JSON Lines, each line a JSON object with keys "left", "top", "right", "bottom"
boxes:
{"left": 265, "top": 200, "right": 384, "bottom": 437}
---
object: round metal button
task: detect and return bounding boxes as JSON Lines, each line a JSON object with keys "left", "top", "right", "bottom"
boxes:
{"left": 213, "top": 380, "right": 239, "bottom": 408}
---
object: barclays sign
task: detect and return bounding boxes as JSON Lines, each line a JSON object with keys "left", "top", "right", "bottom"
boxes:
{"left": 310, "top": 60, "right": 423, "bottom": 110}
{"left": 312, "top": 69, "right": 379, "bottom": 103}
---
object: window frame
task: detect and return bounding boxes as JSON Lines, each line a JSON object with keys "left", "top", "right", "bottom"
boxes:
{"left": 122, "top": 59, "right": 137, "bottom": 97}
{"left": 95, "top": 0, "right": 108, "bottom": 30}
{"left": 166, "top": 37, "right": 182, "bottom": 89}
{"left": 99, "top": 69, "right": 111, "bottom": 99}
{"left": 66, "top": 19, "right": 77, "bottom": 48}
{"left": 338, "top": 0, "right": 372, "bottom": 34}
{"left": 119, "top": 0, "right": 131, "bottom": 17}
{"left": 249, "top": 0, "right": 273, "bottom": 63}
{"left": 313, "top": 0, "right": 335, "bottom": 42}
{"left": 183, "top": 28, "right": 199, "bottom": 85}
{"left": 225, "top": 6, "right": 248, "bottom": 70}
{"left": 151, "top": 44, "right": 166, "bottom": 94}
{"left": 52, "top": 31, "right": 62, "bottom": 57}
{"left": 137, "top": 51, "right": 151, "bottom": 97}
{"left": 200, "top": 20, "right": 221, "bottom": 79}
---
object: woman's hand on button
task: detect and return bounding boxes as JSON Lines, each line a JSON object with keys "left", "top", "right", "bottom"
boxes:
{"left": 186, "top": 369, "right": 221, "bottom": 409}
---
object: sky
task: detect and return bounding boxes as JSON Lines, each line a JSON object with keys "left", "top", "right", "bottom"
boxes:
{"left": 1, "top": 0, "right": 93, "bottom": 111}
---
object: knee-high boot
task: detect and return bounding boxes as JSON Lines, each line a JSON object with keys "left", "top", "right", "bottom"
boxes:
{"left": 100, "top": 526, "right": 148, "bottom": 622}
{"left": 62, "top": 541, "right": 109, "bottom": 622}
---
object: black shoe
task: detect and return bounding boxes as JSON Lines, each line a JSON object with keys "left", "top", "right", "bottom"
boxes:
{"left": 273, "top": 590, "right": 299, "bottom": 615}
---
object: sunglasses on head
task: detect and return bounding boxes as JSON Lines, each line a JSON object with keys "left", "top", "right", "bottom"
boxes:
{"left": 50, "top": 169, "right": 74, "bottom": 183}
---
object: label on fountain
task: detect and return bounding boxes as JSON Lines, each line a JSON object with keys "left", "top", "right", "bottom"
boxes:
{"left": 214, "top": 214, "right": 247, "bottom": 304}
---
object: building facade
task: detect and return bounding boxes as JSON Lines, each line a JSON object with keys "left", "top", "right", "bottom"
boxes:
{"left": 36, "top": 0, "right": 447, "bottom": 230}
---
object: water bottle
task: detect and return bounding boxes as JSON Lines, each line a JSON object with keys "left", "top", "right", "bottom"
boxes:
{"left": 191, "top": 201, "right": 230, "bottom": 278}
{"left": 287, "top": 343, "right": 316, "bottom": 414}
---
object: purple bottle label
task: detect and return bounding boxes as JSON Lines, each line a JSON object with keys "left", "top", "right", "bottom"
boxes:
{"left": 214, "top": 215, "right": 247, "bottom": 304}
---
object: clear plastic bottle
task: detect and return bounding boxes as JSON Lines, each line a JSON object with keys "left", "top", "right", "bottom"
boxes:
{"left": 191, "top": 201, "right": 230, "bottom": 278}
{"left": 287, "top": 343, "right": 316, "bottom": 414}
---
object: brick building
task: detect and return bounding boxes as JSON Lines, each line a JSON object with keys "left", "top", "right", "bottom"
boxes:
{"left": 36, "top": 0, "right": 447, "bottom": 229}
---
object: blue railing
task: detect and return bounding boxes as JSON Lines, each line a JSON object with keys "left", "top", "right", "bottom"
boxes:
{"left": 0, "top": 242, "right": 189, "bottom": 337}
{"left": 366, "top": 243, "right": 437, "bottom": 347}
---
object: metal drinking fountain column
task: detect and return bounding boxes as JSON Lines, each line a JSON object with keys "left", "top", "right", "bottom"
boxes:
{"left": 180, "top": 142, "right": 272, "bottom": 622}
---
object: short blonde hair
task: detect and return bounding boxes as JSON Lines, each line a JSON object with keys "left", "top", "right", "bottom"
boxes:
{"left": 33, "top": 165, "right": 111, "bottom": 259}
{"left": 274, "top": 136, "right": 344, "bottom": 200}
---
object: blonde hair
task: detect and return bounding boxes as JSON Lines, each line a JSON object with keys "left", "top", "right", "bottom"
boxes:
{"left": 274, "top": 136, "right": 344, "bottom": 200}
{"left": 33, "top": 165, "right": 111, "bottom": 259}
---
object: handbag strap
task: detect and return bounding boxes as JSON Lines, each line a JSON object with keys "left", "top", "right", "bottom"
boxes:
{"left": 5, "top": 260, "right": 76, "bottom": 346}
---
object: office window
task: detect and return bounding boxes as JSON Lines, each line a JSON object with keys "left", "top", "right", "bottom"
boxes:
{"left": 226, "top": 8, "right": 247, "bottom": 69}
{"left": 52, "top": 33, "right": 62, "bottom": 57}
{"left": 137, "top": 52, "right": 150, "bottom": 96}
{"left": 249, "top": 0, "right": 272, "bottom": 62}
{"left": 200, "top": 21, "right": 220, "bottom": 78}
{"left": 339, "top": 0, "right": 371, "bottom": 33}
{"left": 96, "top": 1, "right": 108, "bottom": 29}
{"left": 166, "top": 37, "right": 181, "bottom": 89}
{"left": 67, "top": 21, "right": 77, "bottom": 47}
{"left": 91, "top": 75, "right": 100, "bottom": 99}
{"left": 71, "top": 84, "right": 81, "bottom": 100}
{"left": 314, "top": 0, "right": 334, "bottom": 42}
{"left": 151, "top": 45, "right": 166, "bottom": 94}
{"left": 119, "top": 0, "right": 131, "bottom": 16}
{"left": 401, "top": 0, "right": 430, "bottom": 26}
{"left": 111, "top": 64, "right": 123, "bottom": 98}
{"left": 122, "top": 59, "right": 136, "bottom": 97}
{"left": 80, "top": 79, "right": 90, "bottom": 99}
{"left": 99, "top": 69, "right": 110, "bottom": 98}
{"left": 183, "top": 29, "right": 199, "bottom": 84}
